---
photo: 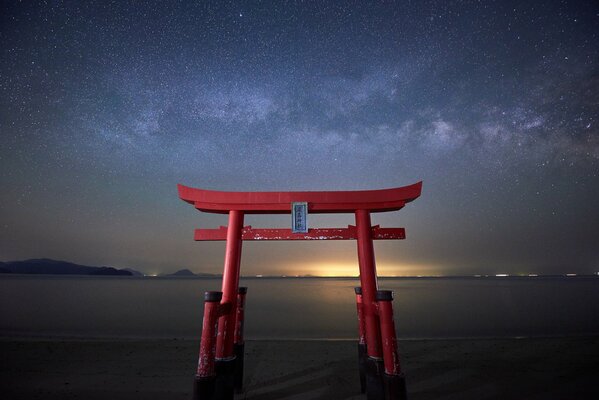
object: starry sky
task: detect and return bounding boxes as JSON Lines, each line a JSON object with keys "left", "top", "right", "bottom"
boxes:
{"left": 1, "top": 1, "right": 598, "bottom": 276}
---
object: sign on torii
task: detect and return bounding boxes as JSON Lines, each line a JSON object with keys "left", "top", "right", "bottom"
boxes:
{"left": 178, "top": 181, "right": 422, "bottom": 400}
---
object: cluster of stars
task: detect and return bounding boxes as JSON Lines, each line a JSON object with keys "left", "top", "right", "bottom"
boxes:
{"left": 0, "top": 0, "right": 598, "bottom": 274}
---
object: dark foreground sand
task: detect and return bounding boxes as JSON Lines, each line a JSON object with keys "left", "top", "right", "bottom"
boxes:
{"left": 2, "top": 336, "right": 598, "bottom": 399}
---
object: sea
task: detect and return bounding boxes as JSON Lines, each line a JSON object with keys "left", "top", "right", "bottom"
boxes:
{"left": 1, "top": 275, "right": 598, "bottom": 340}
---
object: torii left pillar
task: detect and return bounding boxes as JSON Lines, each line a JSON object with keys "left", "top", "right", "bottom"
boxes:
{"left": 180, "top": 182, "right": 422, "bottom": 400}
{"left": 193, "top": 210, "right": 245, "bottom": 400}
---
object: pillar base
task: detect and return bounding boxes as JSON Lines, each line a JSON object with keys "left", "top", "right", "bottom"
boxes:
{"left": 383, "top": 373, "right": 407, "bottom": 400}
{"left": 214, "top": 358, "right": 236, "bottom": 400}
{"left": 365, "top": 356, "right": 385, "bottom": 400}
{"left": 358, "top": 342, "right": 367, "bottom": 393}
{"left": 192, "top": 375, "right": 216, "bottom": 400}
{"left": 233, "top": 343, "right": 245, "bottom": 393}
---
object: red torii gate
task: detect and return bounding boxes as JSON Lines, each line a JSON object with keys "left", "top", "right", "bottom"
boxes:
{"left": 178, "top": 181, "right": 422, "bottom": 400}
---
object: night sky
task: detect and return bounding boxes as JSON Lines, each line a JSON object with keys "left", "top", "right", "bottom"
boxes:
{"left": 1, "top": 1, "right": 598, "bottom": 276}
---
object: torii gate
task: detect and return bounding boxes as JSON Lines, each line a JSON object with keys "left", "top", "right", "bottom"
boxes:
{"left": 178, "top": 181, "right": 422, "bottom": 400}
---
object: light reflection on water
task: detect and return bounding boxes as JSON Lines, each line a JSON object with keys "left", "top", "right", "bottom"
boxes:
{"left": 1, "top": 276, "right": 598, "bottom": 339}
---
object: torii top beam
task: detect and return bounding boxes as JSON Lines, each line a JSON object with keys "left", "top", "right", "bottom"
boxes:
{"left": 177, "top": 181, "right": 422, "bottom": 214}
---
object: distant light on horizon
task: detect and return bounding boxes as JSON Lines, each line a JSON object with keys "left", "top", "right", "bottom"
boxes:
{"left": 284, "top": 261, "right": 442, "bottom": 277}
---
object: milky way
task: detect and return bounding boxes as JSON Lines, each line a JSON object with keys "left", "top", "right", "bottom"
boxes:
{"left": 1, "top": 1, "right": 598, "bottom": 275}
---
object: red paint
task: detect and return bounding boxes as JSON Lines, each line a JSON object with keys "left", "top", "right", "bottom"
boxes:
{"left": 355, "top": 209, "right": 382, "bottom": 358}
{"left": 215, "top": 210, "right": 244, "bottom": 360}
{"left": 378, "top": 293, "right": 402, "bottom": 376}
{"left": 178, "top": 182, "right": 422, "bottom": 214}
{"left": 197, "top": 293, "right": 222, "bottom": 377}
{"left": 355, "top": 291, "right": 366, "bottom": 345}
{"left": 195, "top": 225, "right": 406, "bottom": 241}
{"left": 234, "top": 288, "right": 247, "bottom": 345}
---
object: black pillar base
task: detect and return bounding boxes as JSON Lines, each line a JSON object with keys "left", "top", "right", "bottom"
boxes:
{"left": 192, "top": 375, "right": 216, "bottom": 400}
{"left": 384, "top": 372, "right": 407, "bottom": 400}
{"left": 234, "top": 343, "right": 245, "bottom": 393}
{"left": 365, "top": 356, "right": 385, "bottom": 400}
{"left": 214, "top": 358, "right": 236, "bottom": 400}
{"left": 357, "top": 343, "right": 367, "bottom": 393}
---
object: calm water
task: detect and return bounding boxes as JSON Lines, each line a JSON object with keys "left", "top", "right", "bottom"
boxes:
{"left": 1, "top": 276, "right": 598, "bottom": 339}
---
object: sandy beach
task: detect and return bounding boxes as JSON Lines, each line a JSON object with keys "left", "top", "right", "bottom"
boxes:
{"left": 2, "top": 336, "right": 598, "bottom": 399}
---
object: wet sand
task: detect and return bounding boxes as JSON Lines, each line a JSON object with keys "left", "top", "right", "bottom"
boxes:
{"left": 2, "top": 336, "right": 598, "bottom": 399}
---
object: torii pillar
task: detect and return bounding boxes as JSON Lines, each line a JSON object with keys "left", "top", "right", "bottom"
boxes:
{"left": 178, "top": 181, "right": 422, "bottom": 400}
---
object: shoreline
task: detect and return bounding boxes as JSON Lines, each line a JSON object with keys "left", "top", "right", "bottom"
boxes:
{"left": 2, "top": 336, "right": 598, "bottom": 399}
{"left": 2, "top": 331, "right": 599, "bottom": 342}
{"left": 2, "top": 273, "right": 599, "bottom": 279}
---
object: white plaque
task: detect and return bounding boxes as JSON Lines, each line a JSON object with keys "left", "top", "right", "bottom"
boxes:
{"left": 291, "top": 202, "right": 308, "bottom": 233}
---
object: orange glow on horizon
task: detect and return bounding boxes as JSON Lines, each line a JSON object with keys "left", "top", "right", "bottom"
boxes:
{"left": 280, "top": 261, "right": 441, "bottom": 277}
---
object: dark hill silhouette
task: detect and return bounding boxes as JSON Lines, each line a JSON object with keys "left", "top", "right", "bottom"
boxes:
{"left": 161, "top": 269, "right": 222, "bottom": 277}
{"left": 122, "top": 267, "right": 144, "bottom": 276}
{"left": 0, "top": 262, "right": 10, "bottom": 274}
{"left": 1, "top": 259, "right": 132, "bottom": 276}
{"left": 164, "top": 268, "right": 196, "bottom": 277}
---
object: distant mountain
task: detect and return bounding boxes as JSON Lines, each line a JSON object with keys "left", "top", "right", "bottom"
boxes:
{"left": 160, "top": 269, "right": 222, "bottom": 277}
{"left": 0, "top": 262, "right": 10, "bottom": 274}
{"left": 122, "top": 267, "right": 144, "bottom": 276}
{"left": 0, "top": 259, "right": 132, "bottom": 276}
{"left": 164, "top": 268, "right": 197, "bottom": 277}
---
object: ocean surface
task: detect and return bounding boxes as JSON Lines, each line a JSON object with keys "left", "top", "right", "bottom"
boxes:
{"left": 1, "top": 275, "right": 598, "bottom": 340}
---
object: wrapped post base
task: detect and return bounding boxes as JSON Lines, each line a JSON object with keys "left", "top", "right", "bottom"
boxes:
{"left": 192, "top": 375, "right": 216, "bottom": 400}
{"left": 365, "top": 356, "right": 385, "bottom": 400}
{"left": 384, "top": 372, "right": 407, "bottom": 400}
{"left": 358, "top": 342, "right": 367, "bottom": 393}
{"left": 377, "top": 290, "right": 407, "bottom": 399}
{"left": 233, "top": 343, "right": 245, "bottom": 393}
{"left": 214, "top": 358, "right": 236, "bottom": 400}
{"left": 233, "top": 287, "right": 247, "bottom": 394}
{"left": 354, "top": 286, "right": 367, "bottom": 393}
{"left": 192, "top": 291, "right": 222, "bottom": 400}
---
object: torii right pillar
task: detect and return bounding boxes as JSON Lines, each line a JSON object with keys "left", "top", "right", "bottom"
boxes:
{"left": 355, "top": 209, "right": 407, "bottom": 400}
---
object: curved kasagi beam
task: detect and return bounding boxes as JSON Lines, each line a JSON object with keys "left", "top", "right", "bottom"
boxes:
{"left": 178, "top": 181, "right": 422, "bottom": 214}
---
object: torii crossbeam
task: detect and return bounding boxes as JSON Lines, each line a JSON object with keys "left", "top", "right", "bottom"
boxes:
{"left": 178, "top": 181, "right": 423, "bottom": 400}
